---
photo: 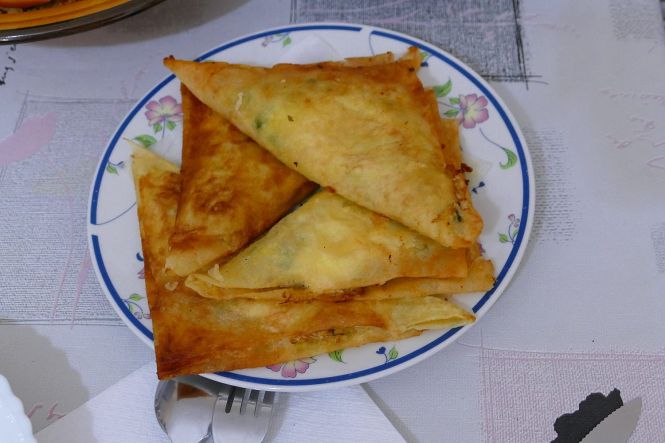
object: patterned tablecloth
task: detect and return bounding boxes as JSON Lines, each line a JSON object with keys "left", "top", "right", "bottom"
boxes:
{"left": 1, "top": 0, "right": 664, "bottom": 441}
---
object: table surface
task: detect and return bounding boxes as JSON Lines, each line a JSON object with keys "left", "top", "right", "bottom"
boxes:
{"left": 1, "top": 0, "right": 665, "bottom": 441}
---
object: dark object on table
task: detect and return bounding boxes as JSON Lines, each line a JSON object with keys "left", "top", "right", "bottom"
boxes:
{"left": 552, "top": 388, "right": 624, "bottom": 443}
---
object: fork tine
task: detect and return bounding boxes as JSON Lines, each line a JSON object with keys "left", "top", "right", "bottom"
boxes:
{"left": 212, "top": 387, "right": 275, "bottom": 442}
{"left": 224, "top": 386, "right": 237, "bottom": 413}
{"left": 236, "top": 387, "right": 247, "bottom": 414}
{"left": 254, "top": 390, "right": 266, "bottom": 417}
{"left": 239, "top": 387, "right": 251, "bottom": 415}
{"left": 246, "top": 389, "right": 260, "bottom": 416}
{"left": 263, "top": 391, "right": 276, "bottom": 407}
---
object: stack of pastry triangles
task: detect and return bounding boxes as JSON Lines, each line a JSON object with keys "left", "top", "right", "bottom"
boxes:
{"left": 133, "top": 47, "right": 494, "bottom": 379}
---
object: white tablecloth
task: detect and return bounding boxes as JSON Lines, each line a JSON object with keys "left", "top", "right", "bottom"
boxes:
{"left": 1, "top": 0, "right": 664, "bottom": 441}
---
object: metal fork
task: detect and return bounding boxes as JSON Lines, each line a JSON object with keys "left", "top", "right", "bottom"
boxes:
{"left": 212, "top": 386, "right": 276, "bottom": 443}
{"left": 155, "top": 376, "right": 276, "bottom": 443}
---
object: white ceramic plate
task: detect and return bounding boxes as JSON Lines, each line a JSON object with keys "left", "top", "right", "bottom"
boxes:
{"left": 87, "top": 23, "right": 534, "bottom": 392}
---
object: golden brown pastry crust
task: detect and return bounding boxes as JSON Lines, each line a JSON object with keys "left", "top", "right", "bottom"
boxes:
{"left": 166, "top": 86, "right": 315, "bottom": 276}
{"left": 197, "top": 190, "right": 469, "bottom": 292}
{"left": 185, "top": 244, "right": 493, "bottom": 302}
{"left": 131, "top": 146, "right": 475, "bottom": 379}
{"left": 164, "top": 47, "right": 483, "bottom": 248}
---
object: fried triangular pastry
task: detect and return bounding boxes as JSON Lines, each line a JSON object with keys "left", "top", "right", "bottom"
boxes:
{"left": 185, "top": 118, "right": 493, "bottom": 301}
{"left": 166, "top": 86, "right": 315, "bottom": 276}
{"left": 196, "top": 190, "right": 469, "bottom": 293}
{"left": 185, "top": 245, "right": 494, "bottom": 302}
{"left": 132, "top": 146, "right": 474, "bottom": 379}
{"left": 164, "top": 47, "right": 482, "bottom": 248}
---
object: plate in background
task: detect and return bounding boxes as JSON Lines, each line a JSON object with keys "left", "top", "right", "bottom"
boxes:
{"left": 0, "top": 0, "right": 164, "bottom": 43}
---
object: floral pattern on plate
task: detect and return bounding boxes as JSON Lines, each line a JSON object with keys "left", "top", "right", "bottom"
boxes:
{"left": 268, "top": 358, "right": 317, "bottom": 378}
{"left": 433, "top": 78, "right": 517, "bottom": 170}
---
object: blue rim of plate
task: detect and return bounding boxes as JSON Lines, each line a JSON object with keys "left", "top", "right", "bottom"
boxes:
{"left": 88, "top": 23, "right": 532, "bottom": 387}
